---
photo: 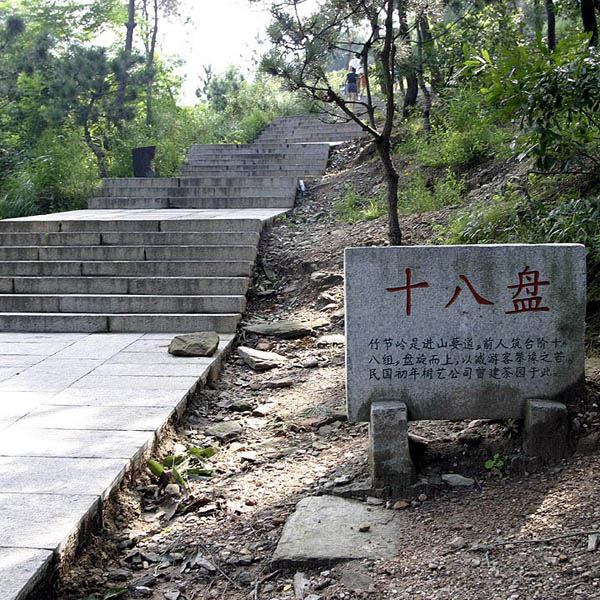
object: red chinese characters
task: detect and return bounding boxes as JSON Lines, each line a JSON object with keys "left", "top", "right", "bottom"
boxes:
{"left": 506, "top": 266, "right": 550, "bottom": 314}
{"left": 386, "top": 266, "right": 551, "bottom": 315}
{"left": 444, "top": 275, "right": 494, "bottom": 308}
{"left": 386, "top": 268, "right": 429, "bottom": 316}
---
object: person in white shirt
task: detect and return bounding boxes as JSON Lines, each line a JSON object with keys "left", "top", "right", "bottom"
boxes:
{"left": 348, "top": 53, "right": 364, "bottom": 95}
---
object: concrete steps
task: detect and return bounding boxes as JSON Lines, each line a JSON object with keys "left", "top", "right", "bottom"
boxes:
{"left": 0, "top": 113, "right": 366, "bottom": 336}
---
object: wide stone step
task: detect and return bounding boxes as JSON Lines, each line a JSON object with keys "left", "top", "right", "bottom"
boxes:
{"left": 1, "top": 276, "right": 249, "bottom": 295}
{"left": 100, "top": 231, "right": 260, "bottom": 246}
{"left": 183, "top": 158, "right": 325, "bottom": 166}
{"left": 167, "top": 197, "right": 293, "bottom": 210}
{"left": 185, "top": 150, "right": 327, "bottom": 160}
{"left": 0, "top": 245, "right": 257, "bottom": 262}
{"left": 0, "top": 294, "right": 246, "bottom": 314}
{"left": 258, "top": 135, "right": 365, "bottom": 142}
{"left": 179, "top": 167, "right": 322, "bottom": 177}
{"left": 0, "top": 261, "right": 254, "bottom": 277}
{"left": 99, "top": 186, "right": 296, "bottom": 198}
{"left": 0, "top": 312, "right": 241, "bottom": 333}
{"left": 0, "top": 219, "right": 264, "bottom": 233}
{"left": 0, "top": 231, "right": 259, "bottom": 247}
{"left": 88, "top": 197, "right": 294, "bottom": 210}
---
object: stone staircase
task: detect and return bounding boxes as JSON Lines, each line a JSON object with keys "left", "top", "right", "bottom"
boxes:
{"left": 0, "top": 115, "right": 362, "bottom": 335}
{"left": 256, "top": 115, "right": 367, "bottom": 144}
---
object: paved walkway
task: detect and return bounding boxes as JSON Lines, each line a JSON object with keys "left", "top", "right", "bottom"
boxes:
{"left": 0, "top": 330, "right": 234, "bottom": 599}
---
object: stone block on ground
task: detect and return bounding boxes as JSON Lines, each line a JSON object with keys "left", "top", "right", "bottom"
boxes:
{"left": 369, "top": 401, "right": 415, "bottom": 497}
{"left": 523, "top": 399, "right": 569, "bottom": 463}
{"left": 271, "top": 495, "right": 402, "bottom": 567}
{"left": 237, "top": 346, "right": 288, "bottom": 371}
{"left": 205, "top": 421, "right": 243, "bottom": 441}
{"left": 168, "top": 332, "right": 220, "bottom": 357}
{"left": 244, "top": 320, "right": 313, "bottom": 339}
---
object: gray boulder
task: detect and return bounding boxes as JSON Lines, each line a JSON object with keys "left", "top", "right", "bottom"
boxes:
{"left": 168, "top": 332, "right": 219, "bottom": 357}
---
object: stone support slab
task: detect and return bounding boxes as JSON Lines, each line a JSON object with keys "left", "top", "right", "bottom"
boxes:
{"left": 369, "top": 401, "right": 415, "bottom": 497}
{"left": 523, "top": 399, "right": 569, "bottom": 463}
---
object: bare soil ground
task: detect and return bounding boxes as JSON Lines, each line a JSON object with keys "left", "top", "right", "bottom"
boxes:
{"left": 59, "top": 144, "right": 600, "bottom": 600}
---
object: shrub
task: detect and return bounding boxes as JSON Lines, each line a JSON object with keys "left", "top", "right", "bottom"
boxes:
{"left": 398, "top": 87, "right": 506, "bottom": 170}
{"left": 398, "top": 169, "right": 465, "bottom": 214}
{"left": 334, "top": 184, "right": 386, "bottom": 223}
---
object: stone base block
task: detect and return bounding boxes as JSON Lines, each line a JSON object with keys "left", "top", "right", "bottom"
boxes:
{"left": 369, "top": 401, "right": 416, "bottom": 497}
{"left": 523, "top": 399, "right": 569, "bottom": 463}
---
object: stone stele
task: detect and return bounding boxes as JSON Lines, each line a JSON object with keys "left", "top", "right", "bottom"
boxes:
{"left": 345, "top": 244, "right": 586, "bottom": 423}
{"left": 168, "top": 332, "right": 219, "bottom": 357}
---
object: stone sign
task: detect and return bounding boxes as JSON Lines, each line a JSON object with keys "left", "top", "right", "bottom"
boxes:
{"left": 345, "top": 244, "right": 586, "bottom": 423}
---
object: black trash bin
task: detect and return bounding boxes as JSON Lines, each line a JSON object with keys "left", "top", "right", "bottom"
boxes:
{"left": 132, "top": 146, "right": 156, "bottom": 177}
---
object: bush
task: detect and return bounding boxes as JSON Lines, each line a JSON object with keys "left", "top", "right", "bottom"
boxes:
{"left": 398, "top": 169, "right": 465, "bottom": 214}
{"left": 0, "top": 127, "right": 97, "bottom": 218}
{"left": 443, "top": 184, "right": 600, "bottom": 305}
{"left": 398, "top": 87, "right": 506, "bottom": 170}
{"left": 334, "top": 184, "right": 386, "bottom": 223}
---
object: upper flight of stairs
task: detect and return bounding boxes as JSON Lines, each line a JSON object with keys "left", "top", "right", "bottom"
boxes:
{"left": 0, "top": 115, "right": 364, "bottom": 334}
{"left": 256, "top": 115, "right": 368, "bottom": 144}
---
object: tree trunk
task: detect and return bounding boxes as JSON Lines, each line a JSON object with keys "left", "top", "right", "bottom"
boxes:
{"left": 84, "top": 120, "right": 107, "bottom": 178}
{"left": 398, "top": 1, "right": 417, "bottom": 117}
{"left": 375, "top": 138, "right": 402, "bottom": 245}
{"left": 417, "top": 22, "right": 432, "bottom": 141}
{"left": 114, "top": 0, "right": 136, "bottom": 123}
{"left": 419, "top": 16, "right": 442, "bottom": 92}
{"left": 581, "top": 0, "right": 599, "bottom": 45}
{"left": 403, "top": 74, "right": 418, "bottom": 117}
{"left": 546, "top": 0, "right": 556, "bottom": 50}
{"left": 145, "top": 0, "right": 159, "bottom": 127}
{"left": 533, "top": 0, "right": 543, "bottom": 41}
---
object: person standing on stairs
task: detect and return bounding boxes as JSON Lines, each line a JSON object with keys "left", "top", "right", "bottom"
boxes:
{"left": 349, "top": 53, "right": 364, "bottom": 97}
{"left": 346, "top": 67, "right": 358, "bottom": 102}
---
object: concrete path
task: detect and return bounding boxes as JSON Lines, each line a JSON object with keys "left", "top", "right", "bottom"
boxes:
{"left": 0, "top": 331, "right": 234, "bottom": 600}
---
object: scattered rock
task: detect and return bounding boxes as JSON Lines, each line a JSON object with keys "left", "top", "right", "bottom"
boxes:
{"left": 164, "top": 484, "right": 181, "bottom": 497}
{"left": 228, "top": 398, "right": 254, "bottom": 412}
{"left": 340, "top": 561, "right": 373, "bottom": 592}
{"left": 272, "top": 496, "right": 402, "bottom": 566}
{"left": 441, "top": 473, "right": 475, "bottom": 487}
{"left": 194, "top": 555, "right": 217, "bottom": 573}
{"left": 358, "top": 523, "right": 371, "bottom": 532}
{"left": 310, "top": 271, "right": 344, "bottom": 287}
{"left": 164, "top": 591, "right": 180, "bottom": 600}
{"left": 366, "top": 496, "right": 384, "bottom": 506}
{"left": 301, "top": 357, "right": 319, "bottom": 369}
{"left": 293, "top": 571, "right": 310, "bottom": 599}
{"left": 238, "top": 346, "right": 288, "bottom": 371}
{"left": 588, "top": 534, "right": 600, "bottom": 552}
{"left": 239, "top": 451, "right": 258, "bottom": 463}
{"left": 245, "top": 320, "right": 313, "bottom": 339}
{"left": 264, "top": 377, "right": 295, "bottom": 389}
{"left": 253, "top": 403, "right": 277, "bottom": 417}
{"left": 168, "top": 332, "right": 219, "bottom": 357}
{"left": 449, "top": 536, "right": 467, "bottom": 549}
{"left": 107, "top": 568, "right": 130, "bottom": 581}
{"left": 205, "top": 421, "right": 243, "bottom": 441}
{"left": 316, "top": 334, "right": 345, "bottom": 346}
{"left": 392, "top": 500, "right": 410, "bottom": 510}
